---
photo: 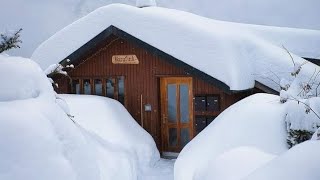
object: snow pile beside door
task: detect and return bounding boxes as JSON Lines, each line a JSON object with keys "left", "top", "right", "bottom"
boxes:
{"left": 175, "top": 93, "right": 320, "bottom": 180}
{"left": 0, "top": 54, "right": 160, "bottom": 180}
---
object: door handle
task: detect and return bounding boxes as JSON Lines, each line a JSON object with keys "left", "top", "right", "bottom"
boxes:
{"left": 162, "top": 114, "right": 167, "bottom": 124}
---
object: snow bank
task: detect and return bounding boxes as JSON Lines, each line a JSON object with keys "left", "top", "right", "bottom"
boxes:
{"left": 244, "top": 140, "right": 320, "bottom": 180}
{"left": 59, "top": 94, "right": 160, "bottom": 167}
{"left": 197, "top": 146, "right": 275, "bottom": 180}
{"left": 174, "top": 93, "right": 288, "bottom": 180}
{"left": 0, "top": 54, "right": 54, "bottom": 101}
{"left": 0, "top": 55, "right": 158, "bottom": 179}
{"left": 31, "top": 4, "right": 320, "bottom": 91}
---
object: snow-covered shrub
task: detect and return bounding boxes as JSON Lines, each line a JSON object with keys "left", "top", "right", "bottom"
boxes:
{"left": 286, "top": 130, "right": 313, "bottom": 147}
{"left": 0, "top": 28, "right": 22, "bottom": 53}
{"left": 45, "top": 58, "right": 74, "bottom": 88}
{"left": 279, "top": 47, "right": 320, "bottom": 148}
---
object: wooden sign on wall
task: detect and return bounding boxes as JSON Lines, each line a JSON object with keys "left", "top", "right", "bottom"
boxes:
{"left": 112, "top": 55, "right": 139, "bottom": 64}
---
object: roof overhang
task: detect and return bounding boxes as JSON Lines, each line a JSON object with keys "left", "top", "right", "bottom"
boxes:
{"left": 63, "top": 25, "right": 237, "bottom": 94}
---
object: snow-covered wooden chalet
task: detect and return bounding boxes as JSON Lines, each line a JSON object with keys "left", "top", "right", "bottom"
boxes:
{"left": 32, "top": 3, "right": 320, "bottom": 153}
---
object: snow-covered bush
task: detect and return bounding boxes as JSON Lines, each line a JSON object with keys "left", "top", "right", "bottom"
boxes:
{"left": 45, "top": 58, "right": 74, "bottom": 88}
{"left": 0, "top": 28, "right": 22, "bottom": 53}
{"left": 279, "top": 48, "right": 320, "bottom": 148}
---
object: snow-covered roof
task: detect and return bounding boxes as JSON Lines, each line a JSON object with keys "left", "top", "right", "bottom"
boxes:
{"left": 31, "top": 4, "right": 320, "bottom": 91}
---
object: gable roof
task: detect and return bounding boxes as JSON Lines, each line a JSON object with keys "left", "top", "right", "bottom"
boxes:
{"left": 32, "top": 4, "right": 320, "bottom": 92}
{"left": 62, "top": 25, "right": 233, "bottom": 93}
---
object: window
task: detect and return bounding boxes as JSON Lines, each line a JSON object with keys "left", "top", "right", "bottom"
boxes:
{"left": 94, "top": 79, "right": 103, "bottom": 96}
{"left": 117, "top": 76, "right": 125, "bottom": 105}
{"left": 72, "top": 79, "right": 80, "bottom": 94}
{"left": 83, "top": 79, "right": 91, "bottom": 95}
{"left": 106, "top": 78, "right": 115, "bottom": 98}
{"left": 71, "top": 76, "right": 125, "bottom": 105}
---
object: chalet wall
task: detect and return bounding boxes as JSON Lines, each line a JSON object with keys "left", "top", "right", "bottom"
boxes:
{"left": 55, "top": 35, "right": 250, "bottom": 150}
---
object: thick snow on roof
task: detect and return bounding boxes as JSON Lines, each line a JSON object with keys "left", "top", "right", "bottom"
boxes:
{"left": 31, "top": 4, "right": 320, "bottom": 91}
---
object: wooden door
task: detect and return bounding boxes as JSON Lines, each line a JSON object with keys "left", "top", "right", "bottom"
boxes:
{"left": 160, "top": 77, "right": 193, "bottom": 152}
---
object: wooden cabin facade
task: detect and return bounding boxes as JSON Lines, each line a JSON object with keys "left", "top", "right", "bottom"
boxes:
{"left": 54, "top": 26, "right": 270, "bottom": 153}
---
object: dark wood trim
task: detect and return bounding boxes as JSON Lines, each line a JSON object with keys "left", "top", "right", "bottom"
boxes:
{"left": 254, "top": 81, "right": 279, "bottom": 95}
{"left": 303, "top": 57, "right": 320, "bottom": 66}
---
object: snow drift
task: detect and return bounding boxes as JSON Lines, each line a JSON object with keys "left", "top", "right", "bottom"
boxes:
{"left": 32, "top": 4, "right": 320, "bottom": 91}
{"left": 0, "top": 54, "right": 159, "bottom": 180}
{"left": 0, "top": 54, "right": 54, "bottom": 101}
{"left": 59, "top": 94, "right": 160, "bottom": 167}
{"left": 197, "top": 146, "right": 275, "bottom": 180}
{"left": 174, "top": 93, "right": 289, "bottom": 180}
{"left": 244, "top": 141, "right": 320, "bottom": 180}
{"left": 175, "top": 93, "right": 320, "bottom": 180}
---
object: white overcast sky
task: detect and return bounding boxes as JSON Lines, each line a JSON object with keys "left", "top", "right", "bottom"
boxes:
{"left": 1, "top": 0, "right": 320, "bottom": 58}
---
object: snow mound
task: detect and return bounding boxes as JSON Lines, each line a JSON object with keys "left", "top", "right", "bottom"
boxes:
{"left": 31, "top": 4, "right": 320, "bottom": 91}
{"left": 59, "top": 94, "right": 160, "bottom": 166}
{"left": 0, "top": 54, "right": 54, "bottom": 101}
{"left": 0, "top": 55, "right": 159, "bottom": 179}
{"left": 244, "top": 140, "right": 320, "bottom": 180}
{"left": 136, "top": 0, "right": 157, "bottom": 8}
{"left": 197, "top": 146, "right": 275, "bottom": 180}
{"left": 174, "top": 93, "right": 288, "bottom": 180}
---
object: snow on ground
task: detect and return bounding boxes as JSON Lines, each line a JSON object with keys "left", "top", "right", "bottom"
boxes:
{"left": 174, "top": 93, "right": 289, "bottom": 180}
{"left": 31, "top": 4, "right": 320, "bottom": 91}
{"left": 139, "top": 159, "right": 175, "bottom": 180}
{"left": 0, "top": 54, "right": 171, "bottom": 180}
{"left": 244, "top": 140, "right": 320, "bottom": 180}
{"left": 59, "top": 94, "right": 160, "bottom": 167}
{"left": 197, "top": 146, "right": 275, "bottom": 180}
{"left": 175, "top": 93, "right": 320, "bottom": 180}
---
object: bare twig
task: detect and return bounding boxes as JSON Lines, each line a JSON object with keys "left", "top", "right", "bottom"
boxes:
{"left": 282, "top": 45, "right": 295, "bottom": 66}
{"left": 288, "top": 96, "right": 320, "bottom": 120}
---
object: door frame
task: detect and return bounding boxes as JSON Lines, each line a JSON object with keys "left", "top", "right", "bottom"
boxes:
{"left": 160, "top": 77, "right": 194, "bottom": 153}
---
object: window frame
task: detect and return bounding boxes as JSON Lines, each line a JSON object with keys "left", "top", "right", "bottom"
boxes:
{"left": 70, "top": 76, "right": 126, "bottom": 107}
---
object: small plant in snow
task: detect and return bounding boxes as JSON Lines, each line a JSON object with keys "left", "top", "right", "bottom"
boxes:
{"left": 45, "top": 59, "right": 75, "bottom": 123}
{"left": 279, "top": 46, "right": 320, "bottom": 148}
{"left": 0, "top": 28, "right": 22, "bottom": 53}
{"left": 45, "top": 58, "right": 74, "bottom": 87}
{"left": 280, "top": 78, "right": 290, "bottom": 91}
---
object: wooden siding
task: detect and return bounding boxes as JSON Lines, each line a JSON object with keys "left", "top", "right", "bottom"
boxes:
{"left": 55, "top": 35, "right": 252, "bottom": 151}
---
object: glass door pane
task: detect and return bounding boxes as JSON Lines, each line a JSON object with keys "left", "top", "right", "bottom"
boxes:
{"left": 168, "top": 128, "right": 178, "bottom": 147}
{"left": 167, "top": 84, "right": 177, "bottom": 123}
{"left": 180, "top": 84, "right": 189, "bottom": 123}
{"left": 180, "top": 128, "right": 190, "bottom": 147}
